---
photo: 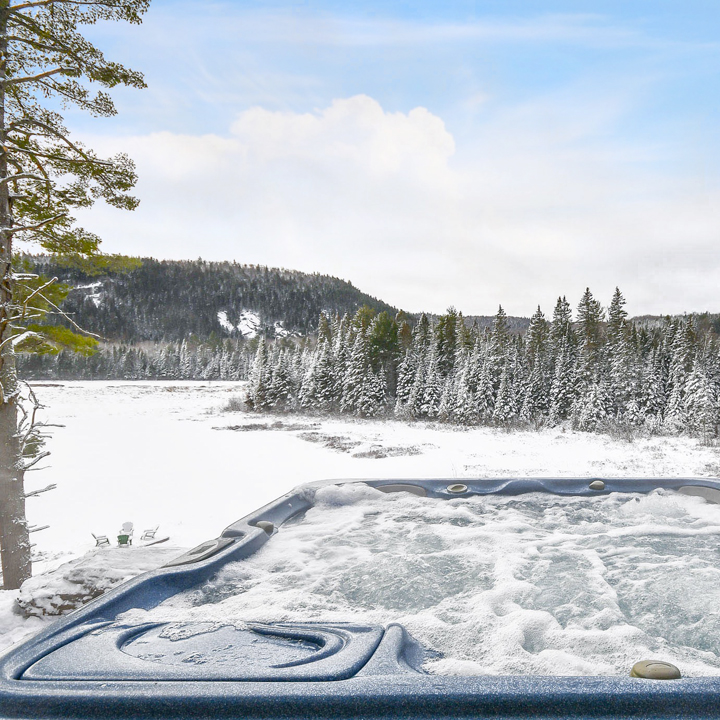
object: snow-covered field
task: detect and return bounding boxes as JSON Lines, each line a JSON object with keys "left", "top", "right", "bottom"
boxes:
{"left": 3, "top": 381, "right": 720, "bottom": 665}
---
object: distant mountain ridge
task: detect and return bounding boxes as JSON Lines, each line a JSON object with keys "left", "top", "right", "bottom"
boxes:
{"left": 26, "top": 257, "right": 401, "bottom": 343}
{"left": 25, "top": 256, "right": 533, "bottom": 343}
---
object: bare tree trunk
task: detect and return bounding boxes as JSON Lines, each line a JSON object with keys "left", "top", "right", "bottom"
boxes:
{"left": 0, "top": 399, "right": 31, "bottom": 589}
{"left": 0, "top": 2, "right": 32, "bottom": 590}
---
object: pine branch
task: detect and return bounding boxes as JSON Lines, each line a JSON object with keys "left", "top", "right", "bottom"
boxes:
{"left": 7, "top": 213, "right": 66, "bottom": 234}
{"left": 4, "top": 67, "right": 76, "bottom": 85}
{"left": 0, "top": 172, "right": 50, "bottom": 185}
{"left": 24, "top": 483, "right": 57, "bottom": 498}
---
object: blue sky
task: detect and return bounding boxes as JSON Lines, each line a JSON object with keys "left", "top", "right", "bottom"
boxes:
{"left": 65, "top": 1, "right": 720, "bottom": 316}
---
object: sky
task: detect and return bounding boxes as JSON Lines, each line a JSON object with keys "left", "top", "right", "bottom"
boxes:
{"left": 56, "top": 0, "right": 720, "bottom": 317}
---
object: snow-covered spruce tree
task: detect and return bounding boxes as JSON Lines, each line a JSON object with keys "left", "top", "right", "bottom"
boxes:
{"left": 298, "top": 344, "right": 317, "bottom": 411}
{"left": 575, "top": 288, "right": 605, "bottom": 397}
{"left": 368, "top": 311, "right": 400, "bottom": 397}
{"left": 474, "top": 352, "right": 495, "bottom": 422}
{"left": 520, "top": 306, "right": 550, "bottom": 422}
{"left": 312, "top": 337, "right": 336, "bottom": 411}
{"left": 453, "top": 354, "right": 479, "bottom": 425}
{"left": 664, "top": 319, "right": 696, "bottom": 431}
{"left": 246, "top": 337, "right": 271, "bottom": 410}
{"left": 268, "top": 349, "right": 294, "bottom": 411}
{"left": 571, "top": 377, "right": 610, "bottom": 431}
{"left": 394, "top": 348, "right": 416, "bottom": 419}
{"left": 0, "top": 0, "right": 147, "bottom": 589}
{"left": 341, "top": 326, "right": 386, "bottom": 418}
{"left": 547, "top": 296, "right": 577, "bottom": 423}
{"left": 434, "top": 307, "right": 459, "bottom": 378}
{"left": 493, "top": 362, "right": 517, "bottom": 424}
{"left": 683, "top": 344, "right": 719, "bottom": 442}
{"left": 640, "top": 349, "right": 665, "bottom": 425}
{"left": 606, "top": 287, "right": 631, "bottom": 417}
{"left": 487, "top": 305, "right": 510, "bottom": 391}
{"left": 420, "top": 346, "right": 442, "bottom": 419}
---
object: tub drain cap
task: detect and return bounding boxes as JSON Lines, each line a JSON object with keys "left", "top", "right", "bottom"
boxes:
{"left": 630, "top": 660, "right": 681, "bottom": 679}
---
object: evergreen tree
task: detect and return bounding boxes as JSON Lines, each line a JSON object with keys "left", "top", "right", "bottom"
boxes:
{"left": 420, "top": 348, "right": 443, "bottom": 419}
{"left": 475, "top": 353, "right": 495, "bottom": 421}
{"left": 247, "top": 337, "right": 271, "bottom": 410}
{"left": 453, "top": 356, "right": 479, "bottom": 425}
{"left": 684, "top": 349, "right": 719, "bottom": 441}
{"left": 548, "top": 341, "right": 576, "bottom": 423}
{"left": 664, "top": 320, "right": 696, "bottom": 430}
{"left": 394, "top": 349, "right": 417, "bottom": 419}
{"left": 313, "top": 338, "right": 336, "bottom": 411}
{"left": 550, "top": 296, "right": 575, "bottom": 351}
{"left": 577, "top": 288, "right": 605, "bottom": 360}
{"left": 493, "top": 363, "right": 517, "bottom": 424}
{"left": 434, "top": 307, "right": 459, "bottom": 377}
{"left": 571, "top": 379, "right": 610, "bottom": 431}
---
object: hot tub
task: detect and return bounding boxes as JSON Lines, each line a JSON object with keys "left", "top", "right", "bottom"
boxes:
{"left": 2, "top": 477, "right": 720, "bottom": 719}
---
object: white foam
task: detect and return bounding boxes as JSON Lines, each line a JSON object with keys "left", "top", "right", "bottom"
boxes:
{"left": 122, "top": 486, "right": 720, "bottom": 677}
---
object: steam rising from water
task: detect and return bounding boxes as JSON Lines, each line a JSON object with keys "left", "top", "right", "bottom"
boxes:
{"left": 126, "top": 485, "right": 720, "bottom": 676}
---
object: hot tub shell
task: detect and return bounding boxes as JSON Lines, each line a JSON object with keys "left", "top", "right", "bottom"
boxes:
{"left": 2, "top": 477, "right": 720, "bottom": 719}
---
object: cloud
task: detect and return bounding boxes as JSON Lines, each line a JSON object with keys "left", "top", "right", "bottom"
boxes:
{"left": 70, "top": 93, "right": 720, "bottom": 317}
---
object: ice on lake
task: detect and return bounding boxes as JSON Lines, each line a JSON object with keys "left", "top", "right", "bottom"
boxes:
{"left": 124, "top": 483, "right": 720, "bottom": 677}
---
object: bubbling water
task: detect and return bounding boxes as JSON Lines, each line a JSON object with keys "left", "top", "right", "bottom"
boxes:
{"left": 124, "top": 485, "right": 720, "bottom": 676}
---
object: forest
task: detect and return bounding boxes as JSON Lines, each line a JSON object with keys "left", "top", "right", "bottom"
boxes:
{"left": 24, "top": 256, "right": 399, "bottom": 341}
{"left": 244, "top": 289, "right": 719, "bottom": 440}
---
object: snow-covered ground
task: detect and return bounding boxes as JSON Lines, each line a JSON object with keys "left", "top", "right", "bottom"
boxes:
{"left": 3, "top": 381, "right": 720, "bottom": 663}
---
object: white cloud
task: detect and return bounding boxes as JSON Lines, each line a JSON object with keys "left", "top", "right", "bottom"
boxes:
{"left": 71, "top": 94, "right": 720, "bottom": 317}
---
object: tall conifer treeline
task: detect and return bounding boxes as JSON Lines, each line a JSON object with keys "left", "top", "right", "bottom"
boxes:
{"left": 16, "top": 287, "right": 720, "bottom": 440}
{"left": 246, "top": 288, "right": 720, "bottom": 440}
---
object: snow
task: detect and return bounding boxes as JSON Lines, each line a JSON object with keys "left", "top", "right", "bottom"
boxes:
{"left": 273, "top": 321, "right": 291, "bottom": 338}
{"left": 217, "top": 310, "right": 235, "bottom": 333}
{"left": 126, "top": 484, "right": 720, "bottom": 677}
{"left": 216, "top": 309, "right": 261, "bottom": 336}
{"left": 71, "top": 281, "right": 103, "bottom": 308}
{"left": 237, "top": 310, "right": 261, "bottom": 337}
{"left": 2, "top": 381, "right": 720, "bottom": 669}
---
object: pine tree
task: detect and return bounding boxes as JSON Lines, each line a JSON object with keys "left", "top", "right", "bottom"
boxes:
{"left": 684, "top": 349, "right": 719, "bottom": 441}
{"left": 550, "top": 296, "right": 575, "bottom": 351}
{"left": 437, "top": 376, "right": 454, "bottom": 422}
{"left": 269, "top": 350, "right": 294, "bottom": 411}
{"left": 313, "top": 337, "right": 336, "bottom": 411}
{"left": 394, "top": 349, "right": 417, "bottom": 419}
{"left": 421, "top": 347, "right": 443, "bottom": 419}
{"left": 453, "top": 355, "right": 479, "bottom": 425}
{"left": 434, "top": 307, "right": 459, "bottom": 377}
{"left": 548, "top": 340, "right": 576, "bottom": 423}
{"left": 298, "top": 347, "right": 318, "bottom": 411}
{"left": 571, "top": 379, "right": 610, "bottom": 431}
{"left": 664, "top": 320, "right": 696, "bottom": 430}
{"left": 607, "top": 287, "right": 628, "bottom": 347}
{"left": 487, "top": 305, "right": 510, "bottom": 391}
{"left": 341, "top": 330, "right": 370, "bottom": 415}
{"left": 577, "top": 288, "right": 605, "bottom": 360}
{"left": 0, "top": 1, "right": 148, "bottom": 587}
{"left": 493, "top": 363, "right": 517, "bottom": 424}
{"left": 475, "top": 353, "right": 495, "bottom": 422}
{"left": 521, "top": 306, "right": 550, "bottom": 421}
{"left": 247, "top": 337, "right": 271, "bottom": 410}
